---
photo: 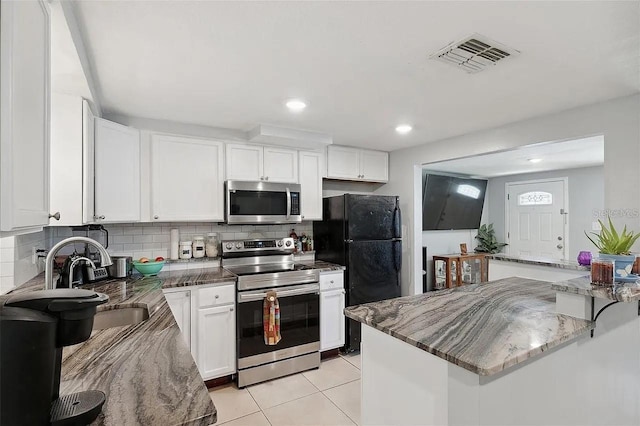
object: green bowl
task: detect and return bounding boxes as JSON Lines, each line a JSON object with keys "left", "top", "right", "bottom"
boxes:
{"left": 132, "top": 260, "right": 165, "bottom": 276}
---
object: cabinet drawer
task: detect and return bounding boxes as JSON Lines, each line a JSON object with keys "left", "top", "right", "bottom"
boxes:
{"left": 197, "top": 284, "right": 235, "bottom": 307}
{"left": 320, "top": 272, "right": 344, "bottom": 291}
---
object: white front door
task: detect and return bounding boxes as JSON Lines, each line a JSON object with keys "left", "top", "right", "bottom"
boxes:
{"left": 506, "top": 179, "right": 567, "bottom": 259}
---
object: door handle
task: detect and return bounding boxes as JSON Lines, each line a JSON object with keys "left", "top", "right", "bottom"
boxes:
{"left": 557, "top": 244, "right": 563, "bottom": 249}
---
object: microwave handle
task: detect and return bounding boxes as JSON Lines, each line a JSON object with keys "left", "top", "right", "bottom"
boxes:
{"left": 286, "top": 187, "right": 291, "bottom": 219}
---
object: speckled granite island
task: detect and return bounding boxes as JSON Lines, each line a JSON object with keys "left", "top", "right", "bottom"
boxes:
{"left": 10, "top": 267, "right": 237, "bottom": 426}
{"left": 487, "top": 253, "right": 589, "bottom": 282}
{"left": 345, "top": 276, "right": 640, "bottom": 426}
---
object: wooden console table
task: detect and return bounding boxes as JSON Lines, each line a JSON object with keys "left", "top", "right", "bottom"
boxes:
{"left": 433, "top": 253, "right": 488, "bottom": 290}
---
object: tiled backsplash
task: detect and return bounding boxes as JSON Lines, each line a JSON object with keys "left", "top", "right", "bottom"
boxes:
{"left": 1, "top": 230, "right": 49, "bottom": 293}
{"left": 49, "top": 222, "right": 314, "bottom": 261}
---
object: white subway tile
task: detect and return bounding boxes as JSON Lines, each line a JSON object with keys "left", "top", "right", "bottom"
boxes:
{"left": 179, "top": 226, "right": 196, "bottom": 233}
{"left": 196, "top": 225, "right": 213, "bottom": 233}
{"left": 0, "top": 276, "right": 15, "bottom": 294}
{"left": 133, "top": 235, "right": 154, "bottom": 244}
{"left": 234, "top": 232, "right": 249, "bottom": 239}
{"left": 123, "top": 227, "right": 143, "bottom": 235}
{"left": 133, "top": 250, "right": 152, "bottom": 260}
{"left": 143, "top": 243, "right": 160, "bottom": 250}
{"left": 123, "top": 243, "right": 143, "bottom": 251}
{"left": 113, "top": 235, "right": 133, "bottom": 244}
{"left": 153, "top": 234, "right": 170, "bottom": 243}
{"left": 152, "top": 249, "right": 168, "bottom": 259}
{"left": 107, "top": 244, "right": 124, "bottom": 253}
{"left": 1, "top": 262, "right": 15, "bottom": 277}
{"left": 143, "top": 227, "right": 159, "bottom": 235}
{"left": 0, "top": 248, "right": 14, "bottom": 262}
{"left": 220, "top": 233, "right": 234, "bottom": 240}
{"left": 108, "top": 227, "right": 124, "bottom": 236}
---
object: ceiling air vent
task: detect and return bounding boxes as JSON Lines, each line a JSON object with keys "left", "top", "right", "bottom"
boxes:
{"left": 429, "top": 34, "right": 520, "bottom": 74}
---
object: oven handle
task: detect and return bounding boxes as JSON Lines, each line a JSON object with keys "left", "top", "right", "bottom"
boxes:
{"left": 238, "top": 283, "right": 320, "bottom": 303}
{"left": 286, "top": 187, "right": 291, "bottom": 220}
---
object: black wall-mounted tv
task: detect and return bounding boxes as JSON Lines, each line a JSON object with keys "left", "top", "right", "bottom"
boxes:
{"left": 422, "top": 172, "right": 488, "bottom": 231}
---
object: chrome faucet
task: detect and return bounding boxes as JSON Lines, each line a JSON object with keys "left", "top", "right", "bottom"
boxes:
{"left": 44, "top": 237, "right": 113, "bottom": 290}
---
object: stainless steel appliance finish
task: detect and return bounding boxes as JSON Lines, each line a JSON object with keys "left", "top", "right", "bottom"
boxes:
{"left": 107, "top": 256, "right": 132, "bottom": 278}
{"left": 224, "top": 238, "right": 320, "bottom": 388}
{"left": 225, "top": 181, "right": 302, "bottom": 225}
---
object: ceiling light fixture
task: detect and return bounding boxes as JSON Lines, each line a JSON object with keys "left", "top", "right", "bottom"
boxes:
{"left": 286, "top": 99, "right": 307, "bottom": 112}
{"left": 528, "top": 158, "right": 542, "bottom": 163}
{"left": 395, "top": 124, "right": 413, "bottom": 134}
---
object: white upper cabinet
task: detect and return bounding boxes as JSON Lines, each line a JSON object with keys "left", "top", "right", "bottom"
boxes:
{"left": 326, "top": 145, "right": 388, "bottom": 182}
{"left": 360, "top": 149, "right": 389, "bottom": 182}
{"left": 226, "top": 144, "right": 263, "bottom": 181}
{"left": 0, "top": 0, "right": 51, "bottom": 232}
{"left": 49, "top": 94, "right": 94, "bottom": 226}
{"left": 226, "top": 143, "right": 298, "bottom": 183}
{"left": 150, "top": 134, "right": 224, "bottom": 222}
{"left": 263, "top": 147, "right": 299, "bottom": 183}
{"left": 94, "top": 118, "right": 141, "bottom": 223}
{"left": 299, "top": 151, "right": 323, "bottom": 220}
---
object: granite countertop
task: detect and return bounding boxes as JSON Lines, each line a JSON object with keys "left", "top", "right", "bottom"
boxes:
{"left": 552, "top": 275, "right": 640, "bottom": 302}
{"left": 10, "top": 268, "right": 235, "bottom": 425}
{"left": 296, "top": 260, "right": 346, "bottom": 272}
{"left": 487, "top": 253, "right": 589, "bottom": 271}
{"left": 344, "top": 277, "right": 594, "bottom": 376}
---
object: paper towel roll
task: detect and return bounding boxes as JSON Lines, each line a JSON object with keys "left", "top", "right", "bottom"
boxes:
{"left": 170, "top": 228, "right": 180, "bottom": 260}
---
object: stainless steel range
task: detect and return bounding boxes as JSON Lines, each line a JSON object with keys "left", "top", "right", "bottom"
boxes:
{"left": 223, "top": 238, "right": 320, "bottom": 388}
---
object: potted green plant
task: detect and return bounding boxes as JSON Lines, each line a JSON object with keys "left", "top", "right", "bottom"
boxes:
{"left": 585, "top": 217, "right": 640, "bottom": 280}
{"left": 474, "top": 223, "right": 508, "bottom": 254}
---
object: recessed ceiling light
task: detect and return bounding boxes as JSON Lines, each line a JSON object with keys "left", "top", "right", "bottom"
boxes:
{"left": 528, "top": 158, "right": 542, "bottom": 163}
{"left": 395, "top": 124, "right": 413, "bottom": 134}
{"left": 286, "top": 99, "right": 307, "bottom": 112}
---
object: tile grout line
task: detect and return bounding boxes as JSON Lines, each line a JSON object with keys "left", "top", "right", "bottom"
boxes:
{"left": 320, "top": 388, "right": 358, "bottom": 426}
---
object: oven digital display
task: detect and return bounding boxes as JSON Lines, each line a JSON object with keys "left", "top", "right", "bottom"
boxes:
{"left": 243, "top": 240, "right": 276, "bottom": 249}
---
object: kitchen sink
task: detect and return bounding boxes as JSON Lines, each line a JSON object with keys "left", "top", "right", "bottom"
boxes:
{"left": 92, "top": 306, "right": 150, "bottom": 330}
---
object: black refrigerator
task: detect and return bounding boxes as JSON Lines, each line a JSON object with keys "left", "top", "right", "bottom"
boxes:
{"left": 313, "top": 194, "right": 402, "bottom": 352}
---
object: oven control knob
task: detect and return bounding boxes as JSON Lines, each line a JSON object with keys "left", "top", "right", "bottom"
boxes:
{"left": 285, "top": 240, "right": 292, "bottom": 247}
{"left": 277, "top": 240, "right": 283, "bottom": 247}
{"left": 236, "top": 242, "right": 243, "bottom": 249}
{"left": 225, "top": 242, "right": 233, "bottom": 250}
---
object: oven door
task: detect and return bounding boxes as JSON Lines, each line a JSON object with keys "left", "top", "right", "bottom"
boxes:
{"left": 225, "top": 181, "right": 301, "bottom": 224}
{"left": 237, "top": 283, "right": 320, "bottom": 368}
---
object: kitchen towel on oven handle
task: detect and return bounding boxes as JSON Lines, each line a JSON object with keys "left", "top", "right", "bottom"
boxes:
{"left": 263, "top": 290, "right": 281, "bottom": 345}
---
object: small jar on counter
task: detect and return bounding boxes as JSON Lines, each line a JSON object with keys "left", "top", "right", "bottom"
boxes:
{"left": 179, "top": 241, "right": 192, "bottom": 259}
{"left": 206, "top": 233, "right": 219, "bottom": 258}
{"left": 192, "top": 236, "right": 206, "bottom": 258}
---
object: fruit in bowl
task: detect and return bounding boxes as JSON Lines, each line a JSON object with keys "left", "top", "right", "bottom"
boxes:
{"left": 132, "top": 259, "right": 165, "bottom": 276}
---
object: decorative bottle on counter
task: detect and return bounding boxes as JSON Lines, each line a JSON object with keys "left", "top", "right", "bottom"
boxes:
{"left": 179, "top": 241, "right": 192, "bottom": 259}
{"left": 192, "top": 236, "right": 206, "bottom": 258}
{"left": 206, "top": 233, "right": 219, "bottom": 258}
{"left": 290, "top": 229, "right": 299, "bottom": 253}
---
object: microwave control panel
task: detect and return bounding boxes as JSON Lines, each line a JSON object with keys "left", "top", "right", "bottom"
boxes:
{"left": 291, "top": 192, "right": 300, "bottom": 215}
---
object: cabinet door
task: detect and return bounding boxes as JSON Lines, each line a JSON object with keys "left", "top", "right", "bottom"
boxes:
{"left": 0, "top": 0, "right": 51, "bottom": 232}
{"left": 196, "top": 304, "right": 236, "bottom": 380}
{"left": 50, "top": 93, "right": 83, "bottom": 226}
{"left": 299, "top": 151, "right": 323, "bottom": 220}
{"left": 94, "top": 118, "right": 141, "bottom": 222}
{"left": 264, "top": 147, "right": 298, "bottom": 183}
{"left": 226, "top": 144, "right": 263, "bottom": 181}
{"left": 164, "top": 289, "right": 191, "bottom": 349}
{"left": 151, "top": 135, "right": 224, "bottom": 221}
{"left": 326, "top": 146, "right": 360, "bottom": 180}
{"left": 360, "top": 150, "right": 388, "bottom": 182}
{"left": 320, "top": 288, "right": 346, "bottom": 351}
{"left": 82, "top": 100, "right": 96, "bottom": 224}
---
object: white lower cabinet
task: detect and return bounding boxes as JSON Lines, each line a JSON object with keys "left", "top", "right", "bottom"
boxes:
{"left": 163, "top": 288, "right": 191, "bottom": 349}
{"left": 163, "top": 283, "right": 236, "bottom": 381}
{"left": 320, "top": 271, "right": 345, "bottom": 351}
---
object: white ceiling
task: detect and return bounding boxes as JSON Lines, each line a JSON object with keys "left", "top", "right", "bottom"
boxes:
{"left": 423, "top": 135, "right": 605, "bottom": 178}
{"left": 71, "top": 1, "right": 639, "bottom": 151}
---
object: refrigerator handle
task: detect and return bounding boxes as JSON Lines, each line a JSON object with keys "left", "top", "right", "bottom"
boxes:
{"left": 393, "top": 240, "right": 402, "bottom": 275}
{"left": 393, "top": 205, "right": 402, "bottom": 239}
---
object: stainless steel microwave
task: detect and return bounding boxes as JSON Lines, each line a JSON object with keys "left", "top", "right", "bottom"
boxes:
{"left": 225, "top": 180, "right": 302, "bottom": 224}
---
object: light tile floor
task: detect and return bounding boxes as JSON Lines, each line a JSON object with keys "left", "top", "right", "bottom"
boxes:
{"left": 210, "top": 352, "right": 362, "bottom": 426}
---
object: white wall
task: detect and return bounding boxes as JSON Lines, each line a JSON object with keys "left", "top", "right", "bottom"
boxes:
{"left": 487, "top": 166, "right": 604, "bottom": 262}
{"left": 0, "top": 231, "right": 48, "bottom": 293}
{"left": 380, "top": 94, "right": 639, "bottom": 296}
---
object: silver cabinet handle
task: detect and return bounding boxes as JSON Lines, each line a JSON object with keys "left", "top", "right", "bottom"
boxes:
{"left": 49, "top": 212, "right": 61, "bottom": 221}
{"left": 230, "top": 307, "right": 234, "bottom": 312}
{"left": 239, "top": 283, "right": 320, "bottom": 303}
{"left": 215, "top": 294, "right": 219, "bottom": 299}
{"left": 330, "top": 280, "right": 334, "bottom": 283}
{"left": 557, "top": 244, "right": 563, "bottom": 249}
{"left": 557, "top": 236, "right": 563, "bottom": 241}
{"left": 95, "top": 215, "right": 105, "bottom": 220}
{"left": 265, "top": 176, "right": 269, "bottom": 181}
{"left": 154, "top": 215, "right": 159, "bottom": 219}
{"left": 260, "top": 176, "right": 264, "bottom": 180}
